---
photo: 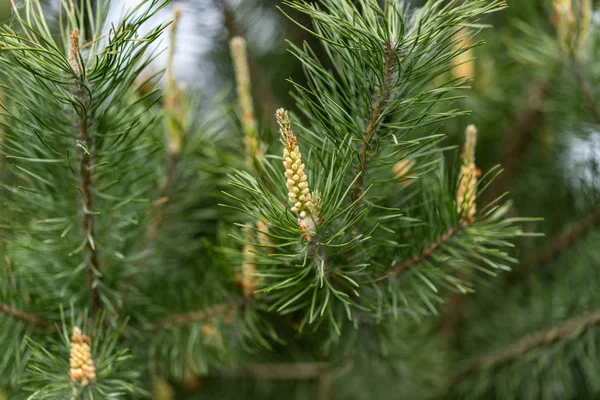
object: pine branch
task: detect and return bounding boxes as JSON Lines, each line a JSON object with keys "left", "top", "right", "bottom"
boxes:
{"left": 224, "top": 362, "right": 328, "bottom": 380}
{"left": 481, "top": 81, "right": 547, "bottom": 206}
{"left": 148, "top": 300, "right": 243, "bottom": 329}
{"left": 71, "top": 30, "right": 102, "bottom": 315}
{"left": 456, "top": 309, "right": 600, "bottom": 378}
{"left": 441, "top": 203, "right": 600, "bottom": 336}
{"left": 509, "top": 203, "right": 600, "bottom": 282}
{"left": 381, "top": 223, "right": 465, "bottom": 278}
{"left": 352, "top": 44, "right": 396, "bottom": 201}
{"left": 0, "top": 302, "right": 52, "bottom": 329}
{"left": 574, "top": 59, "right": 600, "bottom": 125}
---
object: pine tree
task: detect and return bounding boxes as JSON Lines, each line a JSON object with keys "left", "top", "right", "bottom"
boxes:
{"left": 0, "top": 0, "right": 597, "bottom": 399}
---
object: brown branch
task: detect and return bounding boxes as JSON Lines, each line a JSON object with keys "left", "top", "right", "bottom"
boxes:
{"left": 509, "top": 203, "right": 600, "bottom": 283}
{"left": 71, "top": 30, "right": 102, "bottom": 315}
{"left": 210, "top": 360, "right": 352, "bottom": 384}
{"left": 381, "top": 223, "right": 464, "bottom": 279}
{"left": 481, "top": 81, "right": 547, "bottom": 205}
{"left": 574, "top": 59, "right": 600, "bottom": 125}
{"left": 225, "top": 362, "right": 329, "bottom": 380}
{"left": 352, "top": 45, "right": 396, "bottom": 201}
{"left": 79, "top": 114, "right": 101, "bottom": 315}
{"left": 456, "top": 309, "right": 600, "bottom": 379}
{"left": 149, "top": 300, "right": 243, "bottom": 329}
{"left": 0, "top": 302, "right": 52, "bottom": 329}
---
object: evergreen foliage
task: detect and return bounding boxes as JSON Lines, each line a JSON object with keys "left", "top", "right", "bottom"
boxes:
{"left": 0, "top": 0, "right": 598, "bottom": 399}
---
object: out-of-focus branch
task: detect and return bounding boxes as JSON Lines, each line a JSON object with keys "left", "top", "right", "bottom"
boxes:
{"left": 481, "top": 81, "right": 547, "bottom": 205}
{"left": 225, "top": 362, "right": 329, "bottom": 380}
{"left": 574, "top": 59, "right": 600, "bottom": 125}
{"left": 0, "top": 302, "right": 52, "bottom": 329}
{"left": 148, "top": 300, "right": 243, "bottom": 329}
{"left": 509, "top": 203, "right": 600, "bottom": 283}
{"left": 455, "top": 309, "right": 600, "bottom": 379}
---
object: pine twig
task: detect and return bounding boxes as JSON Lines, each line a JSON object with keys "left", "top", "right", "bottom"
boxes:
{"left": 509, "top": 204, "right": 600, "bottom": 282}
{"left": 455, "top": 309, "right": 600, "bottom": 378}
{"left": 381, "top": 223, "right": 464, "bottom": 278}
{"left": 481, "top": 81, "right": 547, "bottom": 205}
{"left": 149, "top": 300, "right": 243, "bottom": 329}
{"left": 0, "top": 302, "right": 52, "bottom": 329}
{"left": 71, "top": 30, "right": 102, "bottom": 314}
{"left": 574, "top": 59, "right": 600, "bottom": 125}
{"left": 352, "top": 44, "right": 396, "bottom": 201}
{"left": 225, "top": 362, "right": 328, "bottom": 380}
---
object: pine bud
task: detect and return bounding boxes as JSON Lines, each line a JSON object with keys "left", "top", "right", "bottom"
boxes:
{"left": 256, "top": 217, "right": 272, "bottom": 250}
{"left": 578, "top": 0, "right": 592, "bottom": 52}
{"left": 307, "top": 190, "right": 322, "bottom": 220}
{"left": 457, "top": 125, "right": 480, "bottom": 223}
{"left": 172, "top": 6, "right": 182, "bottom": 32}
{"left": 166, "top": 6, "right": 184, "bottom": 156}
{"left": 451, "top": 27, "right": 474, "bottom": 80}
{"left": 237, "top": 229, "right": 260, "bottom": 299}
{"left": 300, "top": 191, "right": 323, "bottom": 241}
{"left": 393, "top": 159, "right": 415, "bottom": 186}
{"left": 462, "top": 124, "right": 477, "bottom": 166}
{"left": 182, "top": 368, "right": 201, "bottom": 390}
{"left": 277, "top": 109, "right": 311, "bottom": 216}
{"left": 69, "top": 29, "right": 80, "bottom": 74}
{"left": 69, "top": 327, "right": 96, "bottom": 386}
{"left": 552, "top": 0, "right": 592, "bottom": 55}
{"left": 201, "top": 323, "right": 220, "bottom": 347}
{"left": 230, "top": 37, "right": 259, "bottom": 163}
{"left": 152, "top": 375, "right": 175, "bottom": 400}
{"left": 276, "top": 108, "right": 322, "bottom": 238}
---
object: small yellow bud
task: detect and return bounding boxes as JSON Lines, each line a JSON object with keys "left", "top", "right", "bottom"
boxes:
{"left": 231, "top": 36, "right": 261, "bottom": 164}
{"left": 256, "top": 217, "right": 272, "bottom": 250}
{"left": 69, "top": 327, "right": 96, "bottom": 386}
{"left": 276, "top": 108, "right": 323, "bottom": 239}
{"left": 201, "top": 323, "right": 219, "bottom": 347}
{"left": 237, "top": 229, "right": 261, "bottom": 299}
{"left": 457, "top": 125, "right": 480, "bottom": 223}
{"left": 153, "top": 375, "right": 175, "bottom": 400}
{"left": 393, "top": 159, "right": 416, "bottom": 186}
{"left": 165, "top": 7, "right": 185, "bottom": 156}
